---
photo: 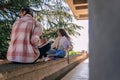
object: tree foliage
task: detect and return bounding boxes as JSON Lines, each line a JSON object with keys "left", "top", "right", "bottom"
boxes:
{"left": 0, "top": 0, "right": 83, "bottom": 58}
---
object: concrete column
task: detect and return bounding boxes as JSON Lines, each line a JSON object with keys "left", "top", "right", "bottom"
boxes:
{"left": 89, "top": 0, "right": 120, "bottom": 80}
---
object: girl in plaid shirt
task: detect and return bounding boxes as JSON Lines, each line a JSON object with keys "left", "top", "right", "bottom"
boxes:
{"left": 7, "top": 8, "right": 42, "bottom": 63}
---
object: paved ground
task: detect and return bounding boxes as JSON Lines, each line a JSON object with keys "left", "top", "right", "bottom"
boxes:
{"left": 62, "top": 58, "right": 89, "bottom": 80}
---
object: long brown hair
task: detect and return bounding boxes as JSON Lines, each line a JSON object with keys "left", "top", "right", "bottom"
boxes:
{"left": 58, "top": 29, "right": 70, "bottom": 39}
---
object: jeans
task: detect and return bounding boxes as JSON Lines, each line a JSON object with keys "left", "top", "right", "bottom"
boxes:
{"left": 38, "top": 43, "right": 51, "bottom": 58}
{"left": 48, "top": 49, "right": 66, "bottom": 58}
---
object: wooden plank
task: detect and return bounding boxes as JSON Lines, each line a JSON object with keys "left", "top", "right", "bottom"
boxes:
{"left": 73, "top": 0, "right": 87, "bottom": 4}
{"left": 75, "top": 5, "right": 88, "bottom": 10}
{"left": 79, "top": 14, "right": 88, "bottom": 18}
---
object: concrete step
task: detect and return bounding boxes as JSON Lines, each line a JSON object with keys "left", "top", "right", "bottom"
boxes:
{"left": 0, "top": 53, "right": 88, "bottom": 80}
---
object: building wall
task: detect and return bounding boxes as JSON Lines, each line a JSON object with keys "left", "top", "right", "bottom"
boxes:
{"left": 89, "top": 0, "right": 120, "bottom": 80}
{"left": 71, "top": 20, "right": 88, "bottom": 52}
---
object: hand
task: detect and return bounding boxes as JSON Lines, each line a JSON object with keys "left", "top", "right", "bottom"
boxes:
{"left": 41, "top": 38, "right": 47, "bottom": 45}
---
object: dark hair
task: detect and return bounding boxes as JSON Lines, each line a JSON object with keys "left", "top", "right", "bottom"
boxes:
{"left": 58, "top": 29, "right": 70, "bottom": 39}
{"left": 20, "top": 7, "right": 33, "bottom": 17}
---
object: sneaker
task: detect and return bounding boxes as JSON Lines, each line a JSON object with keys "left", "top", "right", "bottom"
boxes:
{"left": 44, "top": 57, "right": 50, "bottom": 62}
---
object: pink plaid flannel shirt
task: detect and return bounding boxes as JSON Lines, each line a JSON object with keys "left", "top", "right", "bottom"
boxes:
{"left": 7, "top": 14, "right": 42, "bottom": 63}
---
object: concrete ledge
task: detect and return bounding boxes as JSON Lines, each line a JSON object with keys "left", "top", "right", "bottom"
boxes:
{"left": 0, "top": 53, "right": 88, "bottom": 80}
